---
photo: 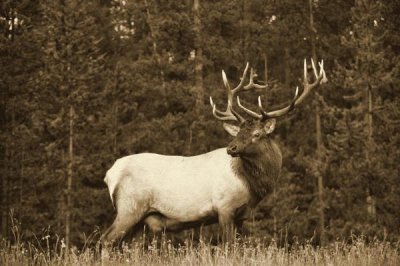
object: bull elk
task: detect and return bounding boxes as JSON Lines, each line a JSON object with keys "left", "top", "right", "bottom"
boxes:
{"left": 101, "top": 59, "right": 327, "bottom": 243}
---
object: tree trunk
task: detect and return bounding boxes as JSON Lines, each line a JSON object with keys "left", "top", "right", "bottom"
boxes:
{"left": 19, "top": 151, "right": 24, "bottom": 222}
{"left": 273, "top": 186, "right": 277, "bottom": 240}
{"left": 242, "top": 0, "right": 250, "bottom": 61}
{"left": 284, "top": 46, "right": 290, "bottom": 89}
{"left": 65, "top": 105, "right": 74, "bottom": 249}
{"left": 58, "top": 150, "right": 66, "bottom": 235}
{"left": 263, "top": 53, "right": 268, "bottom": 88}
{"left": 315, "top": 105, "right": 325, "bottom": 246}
{"left": 112, "top": 65, "right": 120, "bottom": 157}
{"left": 1, "top": 144, "right": 8, "bottom": 238}
{"left": 0, "top": 50, "right": 6, "bottom": 237}
{"left": 309, "top": 0, "right": 325, "bottom": 246}
{"left": 193, "top": 0, "right": 204, "bottom": 114}
{"left": 144, "top": 0, "right": 166, "bottom": 96}
{"left": 366, "top": 84, "right": 376, "bottom": 217}
{"left": 184, "top": 0, "right": 204, "bottom": 155}
{"left": 366, "top": 84, "right": 373, "bottom": 162}
{"left": 309, "top": 0, "right": 317, "bottom": 62}
{"left": 112, "top": 99, "right": 118, "bottom": 156}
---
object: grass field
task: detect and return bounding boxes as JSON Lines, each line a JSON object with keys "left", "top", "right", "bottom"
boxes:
{"left": 1, "top": 235, "right": 399, "bottom": 266}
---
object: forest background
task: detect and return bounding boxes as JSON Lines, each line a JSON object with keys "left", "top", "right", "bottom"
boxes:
{"left": 1, "top": 0, "right": 399, "bottom": 248}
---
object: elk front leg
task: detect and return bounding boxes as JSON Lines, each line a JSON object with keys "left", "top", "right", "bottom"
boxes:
{"left": 218, "top": 211, "right": 235, "bottom": 243}
{"left": 234, "top": 204, "right": 251, "bottom": 237}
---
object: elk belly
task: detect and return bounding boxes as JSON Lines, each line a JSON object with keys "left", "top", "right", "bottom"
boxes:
{"left": 144, "top": 213, "right": 218, "bottom": 232}
{"left": 151, "top": 193, "right": 216, "bottom": 222}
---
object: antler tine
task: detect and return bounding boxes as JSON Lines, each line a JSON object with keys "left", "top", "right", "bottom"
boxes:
{"left": 231, "top": 62, "right": 250, "bottom": 94}
{"left": 259, "top": 87, "right": 299, "bottom": 120}
{"left": 319, "top": 60, "right": 328, "bottom": 82}
{"left": 222, "top": 68, "right": 246, "bottom": 122}
{"left": 260, "top": 59, "right": 326, "bottom": 119}
{"left": 258, "top": 96, "right": 266, "bottom": 115}
{"left": 311, "top": 58, "right": 318, "bottom": 78}
{"left": 244, "top": 68, "right": 268, "bottom": 90}
{"left": 210, "top": 62, "right": 270, "bottom": 122}
{"left": 294, "top": 58, "right": 326, "bottom": 105}
{"left": 209, "top": 66, "right": 248, "bottom": 122}
{"left": 234, "top": 65, "right": 268, "bottom": 118}
{"left": 209, "top": 98, "right": 238, "bottom": 121}
{"left": 237, "top": 96, "right": 262, "bottom": 119}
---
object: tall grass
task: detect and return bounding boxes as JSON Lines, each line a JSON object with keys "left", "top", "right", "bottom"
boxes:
{"left": 1, "top": 234, "right": 399, "bottom": 266}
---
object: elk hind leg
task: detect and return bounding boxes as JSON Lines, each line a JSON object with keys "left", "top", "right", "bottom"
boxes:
{"left": 100, "top": 213, "right": 142, "bottom": 261}
{"left": 101, "top": 206, "right": 147, "bottom": 246}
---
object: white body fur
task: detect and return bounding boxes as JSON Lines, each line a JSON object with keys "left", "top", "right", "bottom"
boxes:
{"left": 102, "top": 148, "right": 251, "bottom": 240}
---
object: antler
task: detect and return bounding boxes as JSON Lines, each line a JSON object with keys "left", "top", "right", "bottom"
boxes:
{"left": 210, "top": 63, "right": 268, "bottom": 122}
{"left": 237, "top": 59, "right": 327, "bottom": 120}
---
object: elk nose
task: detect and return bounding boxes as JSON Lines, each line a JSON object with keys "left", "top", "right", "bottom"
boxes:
{"left": 227, "top": 145, "right": 238, "bottom": 156}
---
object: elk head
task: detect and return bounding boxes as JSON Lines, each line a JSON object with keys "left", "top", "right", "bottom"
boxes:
{"left": 210, "top": 59, "right": 327, "bottom": 158}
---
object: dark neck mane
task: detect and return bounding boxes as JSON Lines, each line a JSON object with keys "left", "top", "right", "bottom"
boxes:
{"left": 232, "top": 138, "right": 282, "bottom": 205}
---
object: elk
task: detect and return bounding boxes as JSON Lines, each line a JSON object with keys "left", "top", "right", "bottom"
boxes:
{"left": 101, "top": 59, "right": 326, "bottom": 243}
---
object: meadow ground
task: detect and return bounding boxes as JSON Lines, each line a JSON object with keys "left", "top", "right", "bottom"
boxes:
{"left": 1, "top": 234, "right": 399, "bottom": 266}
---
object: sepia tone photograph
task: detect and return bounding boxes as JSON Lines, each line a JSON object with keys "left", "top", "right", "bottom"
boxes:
{"left": 1, "top": 0, "right": 399, "bottom": 265}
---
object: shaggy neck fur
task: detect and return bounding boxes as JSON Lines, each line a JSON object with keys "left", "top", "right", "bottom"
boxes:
{"left": 232, "top": 138, "right": 282, "bottom": 205}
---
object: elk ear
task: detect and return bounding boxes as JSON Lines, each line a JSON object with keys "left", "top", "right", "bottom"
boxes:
{"left": 223, "top": 123, "right": 240, "bottom": 137}
{"left": 263, "top": 119, "right": 276, "bottom": 134}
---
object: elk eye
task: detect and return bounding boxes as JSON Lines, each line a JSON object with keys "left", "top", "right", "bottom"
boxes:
{"left": 254, "top": 132, "right": 261, "bottom": 138}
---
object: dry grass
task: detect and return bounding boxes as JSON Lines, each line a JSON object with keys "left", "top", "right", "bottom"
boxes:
{"left": 1, "top": 234, "right": 399, "bottom": 266}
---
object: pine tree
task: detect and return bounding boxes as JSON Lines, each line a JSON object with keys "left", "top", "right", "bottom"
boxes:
{"left": 34, "top": 0, "right": 105, "bottom": 247}
{"left": 0, "top": 0, "right": 43, "bottom": 239}
{"left": 329, "top": 0, "right": 400, "bottom": 238}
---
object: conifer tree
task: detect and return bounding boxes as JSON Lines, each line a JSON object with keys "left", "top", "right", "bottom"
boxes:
{"left": 36, "top": 0, "right": 104, "bottom": 246}
{"left": 329, "top": 0, "right": 400, "bottom": 238}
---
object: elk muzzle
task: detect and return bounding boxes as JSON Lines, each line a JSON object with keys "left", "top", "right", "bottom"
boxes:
{"left": 227, "top": 144, "right": 240, "bottom": 157}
